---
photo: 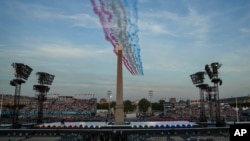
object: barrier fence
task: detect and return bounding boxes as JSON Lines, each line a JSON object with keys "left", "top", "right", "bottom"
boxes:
{"left": 0, "top": 127, "right": 230, "bottom": 141}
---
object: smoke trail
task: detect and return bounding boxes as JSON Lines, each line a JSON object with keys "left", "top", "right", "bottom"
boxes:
{"left": 106, "top": 0, "right": 138, "bottom": 75}
{"left": 90, "top": 0, "right": 143, "bottom": 75}
{"left": 90, "top": 0, "right": 117, "bottom": 48}
{"left": 106, "top": 0, "right": 142, "bottom": 75}
{"left": 90, "top": 0, "right": 135, "bottom": 74}
{"left": 123, "top": 0, "right": 143, "bottom": 75}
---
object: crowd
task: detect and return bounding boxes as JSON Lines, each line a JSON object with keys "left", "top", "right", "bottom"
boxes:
{"left": 163, "top": 102, "right": 250, "bottom": 123}
{"left": 1, "top": 96, "right": 97, "bottom": 122}
{"left": 1, "top": 94, "right": 249, "bottom": 123}
{"left": 43, "top": 98, "right": 96, "bottom": 114}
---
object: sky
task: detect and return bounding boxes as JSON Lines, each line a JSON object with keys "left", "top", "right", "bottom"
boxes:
{"left": 0, "top": 0, "right": 250, "bottom": 102}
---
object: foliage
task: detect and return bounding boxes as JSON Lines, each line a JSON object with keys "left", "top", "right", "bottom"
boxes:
{"left": 97, "top": 98, "right": 166, "bottom": 112}
{"left": 230, "top": 102, "right": 250, "bottom": 107}
{"left": 111, "top": 101, "right": 116, "bottom": 108}
{"left": 123, "top": 100, "right": 135, "bottom": 112}
{"left": 97, "top": 103, "right": 108, "bottom": 109}
{"left": 97, "top": 101, "right": 116, "bottom": 110}
{"left": 138, "top": 98, "right": 150, "bottom": 112}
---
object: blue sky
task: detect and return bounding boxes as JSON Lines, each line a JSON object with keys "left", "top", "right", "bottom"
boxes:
{"left": 0, "top": 0, "right": 250, "bottom": 102}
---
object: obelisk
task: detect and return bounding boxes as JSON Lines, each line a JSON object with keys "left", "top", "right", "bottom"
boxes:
{"left": 115, "top": 43, "right": 124, "bottom": 124}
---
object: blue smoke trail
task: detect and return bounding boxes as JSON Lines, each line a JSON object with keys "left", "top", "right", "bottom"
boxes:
{"left": 106, "top": 0, "right": 138, "bottom": 75}
{"left": 90, "top": 0, "right": 135, "bottom": 74}
{"left": 123, "top": 0, "right": 143, "bottom": 75}
{"left": 90, "top": 0, "right": 143, "bottom": 75}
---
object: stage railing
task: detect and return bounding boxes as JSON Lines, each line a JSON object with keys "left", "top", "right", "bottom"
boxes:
{"left": 0, "top": 127, "right": 230, "bottom": 141}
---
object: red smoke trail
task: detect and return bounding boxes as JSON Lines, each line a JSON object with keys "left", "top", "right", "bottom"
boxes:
{"left": 90, "top": 0, "right": 135, "bottom": 74}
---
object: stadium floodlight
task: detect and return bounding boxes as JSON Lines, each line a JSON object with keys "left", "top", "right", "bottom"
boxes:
{"left": 36, "top": 72, "right": 55, "bottom": 85}
{"left": 206, "top": 86, "right": 216, "bottom": 118}
{"left": 205, "top": 65, "right": 213, "bottom": 79}
{"left": 107, "top": 90, "right": 112, "bottom": 120}
{"left": 148, "top": 90, "right": 153, "bottom": 116}
{"left": 10, "top": 79, "right": 25, "bottom": 86}
{"left": 190, "top": 71, "right": 206, "bottom": 85}
{"left": 204, "top": 62, "right": 224, "bottom": 127}
{"left": 211, "top": 62, "right": 221, "bottom": 76}
{"left": 196, "top": 83, "right": 208, "bottom": 122}
{"left": 33, "top": 85, "right": 50, "bottom": 93}
{"left": 10, "top": 62, "right": 33, "bottom": 129}
{"left": 12, "top": 63, "right": 33, "bottom": 80}
{"left": 34, "top": 72, "right": 55, "bottom": 124}
{"left": 205, "top": 62, "right": 222, "bottom": 80}
{"left": 190, "top": 71, "right": 207, "bottom": 122}
{"left": 33, "top": 85, "right": 49, "bottom": 102}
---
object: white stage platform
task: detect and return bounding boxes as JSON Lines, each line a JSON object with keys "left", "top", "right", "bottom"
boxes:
{"left": 37, "top": 121, "right": 197, "bottom": 128}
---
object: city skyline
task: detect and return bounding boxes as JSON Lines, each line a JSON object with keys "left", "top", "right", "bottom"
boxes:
{"left": 0, "top": 0, "right": 250, "bottom": 102}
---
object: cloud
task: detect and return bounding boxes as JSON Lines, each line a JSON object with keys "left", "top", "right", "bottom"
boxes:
{"left": 139, "top": 11, "right": 180, "bottom": 36}
{"left": 240, "top": 28, "right": 250, "bottom": 33}
{"left": 138, "top": 0, "right": 150, "bottom": 3}
{"left": 139, "top": 6, "right": 211, "bottom": 47}
{"left": 0, "top": 42, "right": 109, "bottom": 59}
{"left": 138, "top": 21, "right": 175, "bottom": 35}
{"left": 36, "top": 12, "right": 100, "bottom": 28}
{"left": 3, "top": 0, "right": 100, "bottom": 29}
{"left": 36, "top": 45, "right": 108, "bottom": 58}
{"left": 219, "top": 46, "right": 250, "bottom": 73}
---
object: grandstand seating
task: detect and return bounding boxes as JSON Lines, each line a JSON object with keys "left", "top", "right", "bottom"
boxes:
{"left": 1, "top": 97, "right": 97, "bottom": 120}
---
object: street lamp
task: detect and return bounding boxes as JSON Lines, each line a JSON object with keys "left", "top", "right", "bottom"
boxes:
{"left": 33, "top": 72, "right": 55, "bottom": 124}
{"left": 10, "top": 63, "right": 33, "bottom": 128}
{"left": 235, "top": 97, "right": 239, "bottom": 122}
{"left": 148, "top": 90, "right": 153, "bottom": 116}
{"left": 107, "top": 90, "right": 112, "bottom": 120}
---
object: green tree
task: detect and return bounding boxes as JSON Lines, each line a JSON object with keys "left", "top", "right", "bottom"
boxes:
{"left": 97, "top": 103, "right": 108, "bottom": 109}
{"left": 158, "top": 99, "right": 165, "bottom": 111}
{"left": 124, "top": 100, "right": 135, "bottom": 113}
{"left": 138, "top": 98, "right": 150, "bottom": 112}
{"left": 97, "top": 101, "right": 116, "bottom": 110}
{"left": 111, "top": 101, "right": 116, "bottom": 109}
{"left": 152, "top": 102, "right": 161, "bottom": 111}
{"left": 150, "top": 100, "right": 165, "bottom": 111}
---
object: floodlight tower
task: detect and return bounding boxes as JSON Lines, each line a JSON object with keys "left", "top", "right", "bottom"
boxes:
{"left": 206, "top": 86, "right": 216, "bottom": 119}
{"left": 148, "top": 90, "right": 153, "bottom": 116}
{"left": 33, "top": 72, "right": 55, "bottom": 124}
{"left": 10, "top": 63, "right": 33, "bottom": 128}
{"left": 190, "top": 71, "right": 208, "bottom": 122}
{"left": 107, "top": 90, "right": 112, "bottom": 120}
{"left": 205, "top": 62, "right": 223, "bottom": 127}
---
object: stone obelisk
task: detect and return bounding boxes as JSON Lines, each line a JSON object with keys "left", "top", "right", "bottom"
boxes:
{"left": 115, "top": 43, "right": 124, "bottom": 124}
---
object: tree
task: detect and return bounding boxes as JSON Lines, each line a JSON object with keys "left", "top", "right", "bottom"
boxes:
{"left": 124, "top": 100, "right": 135, "bottom": 113}
{"left": 158, "top": 99, "right": 165, "bottom": 111}
{"left": 138, "top": 98, "right": 150, "bottom": 112}
{"left": 111, "top": 101, "right": 116, "bottom": 109}
{"left": 97, "top": 103, "right": 108, "bottom": 109}
{"left": 152, "top": 102, "right": 161, "bottom": 111}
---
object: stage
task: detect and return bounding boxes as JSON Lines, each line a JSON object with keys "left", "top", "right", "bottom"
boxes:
{"left": 37, "top": 121, "right": 197, "bottom": 129}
